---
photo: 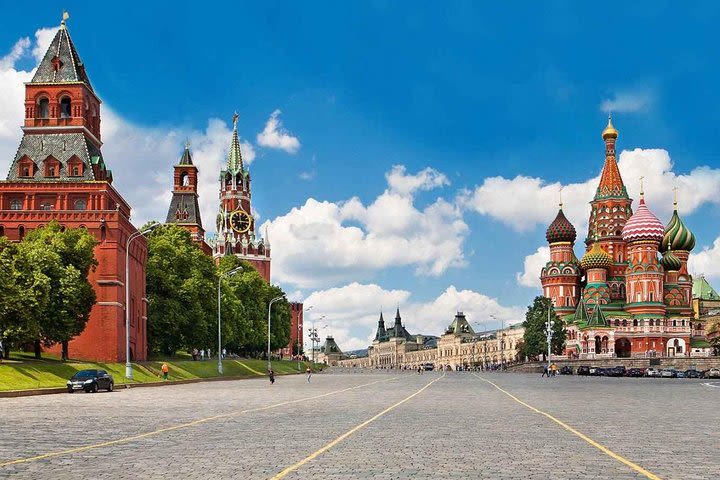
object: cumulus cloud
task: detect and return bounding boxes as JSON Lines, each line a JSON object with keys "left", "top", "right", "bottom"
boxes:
{"left": 386, "top": 165, "right": 450, "bottom": 196}
{"left": 689, "top": 238, "right": 720, "bottom": 280}
{"left": 516, "top": 246, "right": 550, "bottom": 288}
{"left": 461, "top": 147, "right": 720, "bottom": 238}
{"left": 600, "top": 90, "right": 654, "bottom": 113}
{"left": 303, "top": 282, "right": 524, "bottom": 352}
{"left": 262, "top": 166, "right": 467, "bottom": 289}
{"left": 256, "top": 109, "right": 300, "bottom": 154}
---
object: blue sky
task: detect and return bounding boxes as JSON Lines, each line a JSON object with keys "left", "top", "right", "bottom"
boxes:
{"left": 2, "top": 2, "right": 720, "bottom": 350}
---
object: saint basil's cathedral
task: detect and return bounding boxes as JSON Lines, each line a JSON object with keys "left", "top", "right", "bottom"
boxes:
{"left": 541, "top": 118, "right": 698, "bottom": 358}
{"left": 0, "top": 18, "right": 300, "bottom": 361}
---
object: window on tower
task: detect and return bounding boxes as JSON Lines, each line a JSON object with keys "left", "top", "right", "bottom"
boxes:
{"left": 60, "top": 97, "right": 71, "bottom": 119}
{"left": 37, "top": 98, "right": 49, "bottom": 119}
{"left": 10, "top": 199, "right": 21, "bottom": 210}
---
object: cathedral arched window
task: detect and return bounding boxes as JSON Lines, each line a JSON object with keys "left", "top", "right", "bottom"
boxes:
{"left": 18, "top": 225, "right": 25, "bottom": 240}
{"left": 10, "top": 199, "right": 22, "bottom": 210}
{"left": 633, "top": 319, "right": 638, "bottom": 327}
{"left": 0, "top": 226, "right": 4, "bottom": 237}
{"left": 37, "top": 98, "right": 49, "bottom": 118}
{"left": 181, "top": 172, "right": 190, "bottom": 186}
{"left": 74, "top": 199, "right": 87, "bottom": 211}
{"left": 59, "top": 96, "right": 71, "bottom": 119}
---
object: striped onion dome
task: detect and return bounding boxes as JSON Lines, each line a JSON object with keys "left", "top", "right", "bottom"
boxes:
{"left": 622, "top": 197, "right": 664, "bottom": 243}
{"left": 661, "top": 250, "right": 682, "bottom": 272}
{"left": 661, "top": 209, "right": 695, "bottom": 252}
{"left": 580, "top": 242, "right": 613, "bottom": 270}
{"left": 546, "top": 208, "right": 576, "bottom": 243}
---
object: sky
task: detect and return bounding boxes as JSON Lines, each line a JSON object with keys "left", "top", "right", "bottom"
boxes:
{"left": 2, "top": 2, "right": 720, "bottom": 351}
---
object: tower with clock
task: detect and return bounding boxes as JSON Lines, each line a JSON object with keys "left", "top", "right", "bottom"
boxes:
{"left": 212, "top": 114, "right": 271, "bottom": 281}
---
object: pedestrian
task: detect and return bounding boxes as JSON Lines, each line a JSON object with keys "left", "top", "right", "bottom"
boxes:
{"left": 161, "top": 362, "right": 169, "bottom": 380}
{"left": 0, "top": 339, "right": 4, "bottom": 363}
{"left": 551, "top": 363, "right": 558, "bottom": 377}
{"left": 306, "top": 366, "right": 312, "bottom": 383}
{"left": 192, "top": 348, "right": 198, "bottom": 361}
{"left": 200, "top": 349, "right": 205, "bottom": 360}
{"left": 207, "top": 348, "right": 212, "bottom": 359}
{"left": 541, "top": 365, "right": 549, "bottom": 378}
{"left": 268, "top": 369, "right": 275, "bottom": 385}
{"left": 222, "top": 348, "right": 226, "bottom": 359}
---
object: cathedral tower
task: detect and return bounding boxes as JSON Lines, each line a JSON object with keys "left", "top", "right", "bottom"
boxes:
{"left": 541, "top": 203, "right": 581, "bottom": 314}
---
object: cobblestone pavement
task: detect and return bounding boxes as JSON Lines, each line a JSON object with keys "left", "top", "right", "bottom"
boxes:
{"left": 0, "top": 370, "right": 717, "bottom": 479}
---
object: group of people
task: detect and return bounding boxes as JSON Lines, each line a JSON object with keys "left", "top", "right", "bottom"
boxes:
{"left": 267, "top": 366, "right": 314, "bottom": 384}
{"left": 541, "top": 363, "right": 559, "bottom": 377}
{"left": 191, "top": 348, "right": 230, "bottom": 361}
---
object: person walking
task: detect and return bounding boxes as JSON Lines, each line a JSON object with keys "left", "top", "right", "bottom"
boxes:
{"left": 200, "top": 349, "right": 205, "bottom": 361}
{"left": 222, "top": 348, "right": 226, "bottom": 359}
{"left": 161, "top": 363, "right": 169, "bottom": 381}
{"left": 541, "top": 365, "right": 549, "bottom": 378}
{"left": 207, "top": 348, "right": 212, "bottom": 359}
{"left": 306, "top": 366, "right": 312, "bottom": 383}
{"left": 550, "top": 363, "right": 558, "bottom": 377}
{"left": 0, "top": 339, "right": 4, "bottom": 363}
{"left": 268, "top": 369, "right": 275, "bottom": 385}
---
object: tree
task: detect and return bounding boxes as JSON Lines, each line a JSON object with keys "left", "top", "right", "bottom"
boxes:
{"left": 146, "top": 225, "right": 217, "bottom": 355}
{"left": 18, "top": 222, "right": 98, "bottom": 360}
{"left": 522, "top": 296, "right": 566, "bottom": 361}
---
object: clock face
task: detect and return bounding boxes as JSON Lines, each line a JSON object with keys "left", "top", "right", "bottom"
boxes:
{"left": 230, "top": 209, "right": 252, "bottom": 233}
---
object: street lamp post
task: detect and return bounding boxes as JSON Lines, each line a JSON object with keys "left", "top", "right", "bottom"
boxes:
{"left": 546, "top": 305, "right": 555, "bottom": 374}
{"left": 267, "top": 295, "right": 285, "bottom": 372}
{"left": 217, "top": 266, "right": 243, "bottom": 375}
{"left": 298, "top": 305, "right": 313, "bottom": 371}
{"left": 125, "top": 224, "right": 159, "bottom": 380}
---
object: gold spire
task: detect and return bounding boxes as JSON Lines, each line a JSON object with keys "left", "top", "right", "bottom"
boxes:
{"left": 672, "top": 185, "right": 678, "bottom": 208}
{"left": 60, "top": 11, "right": 69, "bottom": 28}
{"left": 559, "top": 186, "right": 564, "bottom": 209}
{"left": 602, "top": 114, "right": 618, "bottom": 140}
{"left": 639, "top": 176, "right": 645, "bottom": 197}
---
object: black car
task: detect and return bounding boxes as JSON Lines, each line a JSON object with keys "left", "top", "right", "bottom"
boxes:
{"left": 684, "top": 369, "right": 703, "bottom": 379}
{"left": 67, "top": 369, "right": 114, "bottom": 393}
{"left": 592, "top": 367, "right": 608, "bottom": 376}
{"left": 559, "top": 365, "right": 573, "bottom": 375}
{"left": 626, "top": 368, "right": 645, "bottom": 377}
{"left": 577, "top": 365, "right": 591, "bottom": 376}
{"left": 607, "top": 366, "right": 626, "bottom": 377}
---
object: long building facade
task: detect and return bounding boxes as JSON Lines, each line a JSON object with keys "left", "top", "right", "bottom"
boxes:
{"left": 337, "top": 310, "right": 524, "bottom": 369}
{"left": 541, "top": 118, "right": 704, "bottom": 358}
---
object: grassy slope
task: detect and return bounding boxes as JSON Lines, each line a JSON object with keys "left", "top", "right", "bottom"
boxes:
{"left": 0, "top": 353, "right": 311, "bottom": 391}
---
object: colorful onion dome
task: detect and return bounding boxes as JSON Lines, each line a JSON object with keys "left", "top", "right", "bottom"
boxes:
{"left": 622, "top": 197, "right": 664, "bottom": 243}
{"left": 661, "top": 250, "right": 682, "bottom": 272}
{"left": 546, "top": 208, "right": 576, "bottom": 243}
{"left": 661, "top": 209, "right": 695, "bottom": 252}
{"left": 602, "top": 116, "right": 618, "bottom": 140}
{"left": 580, "top": 242, "right": 613, "bottom": 270}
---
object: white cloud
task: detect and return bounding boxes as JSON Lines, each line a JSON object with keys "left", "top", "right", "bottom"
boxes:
{"left": 516, "top": 246, "right": 550, "bottom": 288}
{"left": 386, "top": 165, "right": 450, "bottom": 196}
{"left": 299, "top": 171, "right": 315, "bottom": 181}
{"left": 262, "top": 167, "right": 467, "bottom": 289}
{"left": 303, "top": 283, "right": 524, "bottom": 352}
{"left": 461, "top": 148, "right": 720, "bottom": 238}
{"left": 600, "top": 90, "right": 653, "bottom": 113}
{"left": 689, "top": 237, "right": 720, "bottom": 281}
{"left": 256, "top": 109, "right": 300, "bottom": 154}
{"left": 31, "top": 27, "right": 55, "bottom": 62}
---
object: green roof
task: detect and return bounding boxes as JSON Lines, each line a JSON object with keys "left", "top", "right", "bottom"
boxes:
{"left": 691, "top": 339, "right": 711, "bottom": 348}
{"left": 693, "top": 276, "right": 720, "bottom": 300}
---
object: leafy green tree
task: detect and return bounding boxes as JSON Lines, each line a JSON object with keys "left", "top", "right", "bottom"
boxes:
{"left": 18, "top": 222, "right": 98, "bottom": 359}
{"left": 522, "top": 296, "right": 566, "bottom": 361}
{"left": 146, "top": 225, "right": 217, "bottom": 355}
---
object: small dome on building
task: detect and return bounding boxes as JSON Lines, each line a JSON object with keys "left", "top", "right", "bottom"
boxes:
{"left": 546, "top": 208, "right": 576, "bottom": 243}
{"left": 622, "top": 197, "right": 664, "bottom": 243}
{"left": 602, "top": 116, "right": 618, "bottom": 140}
{"left": 661, "top": 209, "right": 696, "bottom": 252}
{"left": 661, "top": 250, "right": 682, "bottom": 272}
{"left": 580, "top": 242, "right": 613, "bottom": 270}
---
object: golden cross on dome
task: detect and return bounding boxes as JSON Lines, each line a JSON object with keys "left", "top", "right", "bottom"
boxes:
{"left": 558, "top": 186, "right": 564, "bottom": 209}
{"left": 639, "top": 176, "right": 645, "bottom": 196}
{"left": 61, "top": 11, "right": 70, "bottom": 27}
{"left": 232, "top": 112, "right": 239, "bottom": 126}
{"left": 672, "top": 185, "right": 679, "bottom": 207}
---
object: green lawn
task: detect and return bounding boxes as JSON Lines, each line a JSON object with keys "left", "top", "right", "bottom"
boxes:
{"left": 0, "top": 354, "right": 312, "bottom": 391}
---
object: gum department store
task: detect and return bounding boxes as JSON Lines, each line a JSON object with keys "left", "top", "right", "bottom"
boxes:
{"left": 337, "top": 119, "right": 715, "bottom": 369}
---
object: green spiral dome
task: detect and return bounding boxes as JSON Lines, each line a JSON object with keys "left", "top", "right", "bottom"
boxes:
{"left": 661, "top": 250, "right": 682, "bottom": 271}
{"left": 661, "top": 209, "right": 696, "bottom": 252}
{"left": 580, "top": 242, "right": 613, "bottom": 270}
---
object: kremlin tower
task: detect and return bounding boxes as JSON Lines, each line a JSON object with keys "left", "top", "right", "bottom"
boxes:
{"left": 540, "top": 118, "right": 698, "bottom": 358}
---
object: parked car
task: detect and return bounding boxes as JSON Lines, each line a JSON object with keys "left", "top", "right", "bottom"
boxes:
{"left": 660, "top": 369, "right": 677, "bottom": 378}
{"left": 676, "top": 370, "right": 686, "bottom": 378}
{"left": 559, "top": 366, "right": 573, "bottom": 375}
{"left": 626, "top": 368, "right": 646, "bottom": 377}
{"left": 592, "top": 367, "right": 610, "bottom": 376}
{"left": 684, "top": 369, "right": 703, "bottom": 379}
{"left": 645, "top": 367, "right": 661, "bottom": 377}
{"left": 577, "top": 365, "right": 591, "bottom": 376}
{"left": 67, "top": 369, "right": 114, "bottom": 393}
{"left": 606, "top": 366, "right": 626, "bottom": 377}
{"left": 706, "top": 368, "right": 720, "bottom": 379}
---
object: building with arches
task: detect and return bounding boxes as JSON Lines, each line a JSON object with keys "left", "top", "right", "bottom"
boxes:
{"left": 541, "top": 118, "right": 700, "bottom": 358}
{"left": 0, "top": 18, "right": 147, "bottom": 361}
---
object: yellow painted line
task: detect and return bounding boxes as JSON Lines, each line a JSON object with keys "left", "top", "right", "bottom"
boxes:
{"left": 0, "top": 376, "right": 399, "bottom": 468}
{"left": 472, "top": 374, "right": 661, "bottom": 480}
{"left": 235, "top": 361, "right": 265, "bottom": 376}
{"left": 271, "top": 372, "right": 446, "bottom": 479}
